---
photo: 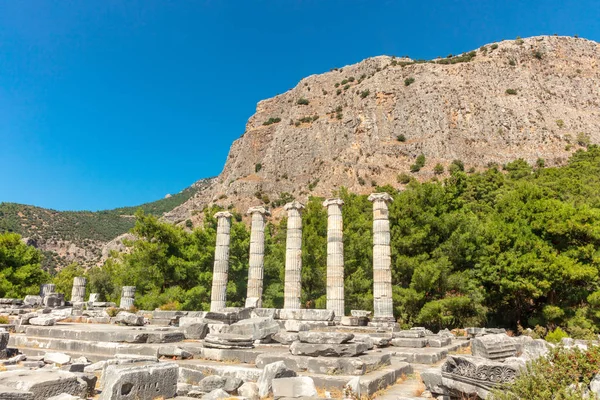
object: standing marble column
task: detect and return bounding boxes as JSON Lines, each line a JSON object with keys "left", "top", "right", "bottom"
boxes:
{"left": 210, "top": 211, "right": 233, "bottom": 312}
{"left": 245, "top": 206, "right": 270, "bottom": 308}
{"left": 120, "top": 286, "right": 136, "bottom": 309}
{"left": 323, "top": 198, "right": 345, "bottom": 319}
{"left": 368, "top": 193, "right": 395, "bottom": 322}
{"left": 71, "top": 277, "right": 87, "bottom": 303}
{"left": 284, "top": 201, "right": 305, "bottom": 309}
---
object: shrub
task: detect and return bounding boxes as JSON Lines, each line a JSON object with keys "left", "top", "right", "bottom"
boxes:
{"left": 577, "top": 132, "right": 591, "bottom": 147}
{"left": 515, "top": 36, "right": 524, "bottom": 45}
{"left": 396, "top": 134, "right": 406, "bottom": 142}
{"left": 341, "top": 79, "right": 348, "bottom": 85}
{"left": 360, "top": 90, "right": 370, "bottom": 99}
{"left": 357, "top": 177, "right": 366, "bottom": 186}
{"left": 348, "top": 77, "right": 355, "bottom": 82}
{"left": 505, "top": 88, "right": 518, "bottom": 95}
{"left": 397, "top": 173, "right": 411, "bottom": 184}
{"left": 404, "top": 77, "right": 415, "bottom": 86}
{"left": 335, "top": 105, "right": 343, "bottom": 113}
{"left": 434, "top": 163, "right": 444, "bottom": 175}
{"left": 159, "top": 301, "right": 182, "bottom": 311}
{"left": 536, "top": 158, "right": 545, "bottom": 168}
{"left": 255, "top": 163, "right": 262, "bottom": 173}
{"left": 556, "top": 119, "right": 564, "bottom": 128}
{"left": 263, "top": 117, "right": 281, "bottom": 126}
{"left": 335, "top": 83, "right": 340, "bottom": 88}
{"left": 490, "top": 345, "right": 600, "bottom": 399}
{"left": 448, "top": 159, "right": 464, "bottom": 173}
{"left": 545, "top": 327, "right": 568, "bottom": 343}
{"left": 336, "top": 112, "right": 342, "bottom": 120}
{"left": 297, "top": 98, "right": 309, "bottom": 105}
{"left": 491, "top": 43, "right": 499, "bottom": 50}
{"left": 343, "top": 84, "right": 350, "bottom": 90}
{"left": 0, "top": 316, "right": 9, "bottom": 324}
{"left": 336, "top": 89, "right": 342, "bottom": 95}
{"left": 185, "top": 219, "right": 193, "bottom": 229}
{"left": 533, "top": 50, "right": 543, "bottom": 60}
{"left": 106, "top": 307, "right": 119, "bottom": 317}
{"left": 508, "top": 58, "right": 516, "bottom": 66}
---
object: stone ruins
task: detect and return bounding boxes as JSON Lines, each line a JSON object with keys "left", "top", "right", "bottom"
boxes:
{"left": 0, "top": 194, "right": 595, "bottom": 399}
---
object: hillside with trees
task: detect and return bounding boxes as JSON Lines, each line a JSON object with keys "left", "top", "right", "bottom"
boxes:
{"left": 35, "top": 146, "right": 596, "bottom": 337}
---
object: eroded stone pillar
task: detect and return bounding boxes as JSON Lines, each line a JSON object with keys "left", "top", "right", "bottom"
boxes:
{"left": 368, "top": 193, "right": 395, "bottom": 322}
{"left": 210, "top": 211, "right": 233, "bottom": 312}
{"left": 284, "top": 201, "right": 305, "bottom": 309}
{"left": 71, "top": 277, "right": 87, "bottom": 303}
{"left": 323, "top": 198, "right": 345, "bottom": 319}
{"left": 245, "top": 206, "right": 270, "bottom": 308}
{"left": 120, "top": 286, "right": 136, "bottom": 309}
{"left": 39, "top": 284, "right": 55, "bottom": 298}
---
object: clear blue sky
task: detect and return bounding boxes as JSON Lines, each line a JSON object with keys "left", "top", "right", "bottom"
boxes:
{"left": 1, "top": 1, "right": 598, "bottom": 211}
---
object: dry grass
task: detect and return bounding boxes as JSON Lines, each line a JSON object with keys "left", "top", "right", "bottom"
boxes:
{"left": 451, "top": 343, "right": 472, "bottom": 355}
{"left": 414, "top": 372, "right": 426, "bottom": 396}
{"left": 316, "top": 386, "right": 344, "bottom": 398}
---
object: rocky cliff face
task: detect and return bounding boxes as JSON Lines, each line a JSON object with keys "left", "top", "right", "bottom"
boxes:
{"left": 165, "top": 35, "right": 600, "bottom": 224}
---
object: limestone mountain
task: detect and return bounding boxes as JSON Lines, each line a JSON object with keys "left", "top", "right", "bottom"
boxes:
{"left": 165, "top": 35, "right": 600, "bottom": 226}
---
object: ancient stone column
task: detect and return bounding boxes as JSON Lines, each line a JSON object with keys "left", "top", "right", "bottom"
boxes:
{"left": 245, "top": 206, "right": 270, "bottom": 308}
{"left": 368, "top": 193, "right": 395, "bottom": 322}
{"left": 284, "top": 201, "right": 305, "bottom": 309}
{"left": 120, "top": 286, "right": 136, "bottom": 309}
{"left": 323, "top": 198, "right": 345, "bottom": 319}
{"left": 71, "top": 277, "right": 87, "bottom": 303}
{"left": 210, "top": 211, "right": 233, "bottom": 312}
{"left": 39, "top": 284, "right": 55, "bottom": 298}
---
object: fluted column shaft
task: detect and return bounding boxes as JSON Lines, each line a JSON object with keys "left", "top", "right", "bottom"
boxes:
{"left": 40, "top": 284, "right": 56, "bottom": 298}
{"left": 369, "top": 193, "right": 394, "bottom": 321}
{"left": 284, "top": 201, "right": 305, "bottom": 309}
{"left": 324, "top": 199, "right": 345, "bottom": 319}
{"left": 210, "top": 211, "right": 233, "bottom": 312}
{"left": 246, "top": 207, "right": 270, "bottom": 308}
{"left": 120, "top": 286, "right": 136, "bottom": 309}
{"left": 71, "top": 277, "right": 87, "bottom": 302}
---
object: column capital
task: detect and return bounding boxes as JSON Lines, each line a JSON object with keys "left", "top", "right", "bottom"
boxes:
{"left": 214, "top": 211, "right": 233, "bottom": 219}
{"left": 368, "top": 192, "right": 394, "bottom": 203}
{"left": 322, "top": 198, "right": 344, "bottom": 207}
{"left": 247, "top": 206, "right": 271, "bottom": 216}
{"left": 284, "top": 201, "right": 305, "bottom": 211}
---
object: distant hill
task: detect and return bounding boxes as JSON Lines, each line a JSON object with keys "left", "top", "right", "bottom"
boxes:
{"left": 0, "top": 180, "right": 212, "bottom": 270}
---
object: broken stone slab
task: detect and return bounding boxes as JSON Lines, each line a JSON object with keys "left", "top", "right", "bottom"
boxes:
{"left": 223, "top": 377, "right": 243, "bottom": 393}
{"left": 282, "top": 320, "right": 309, "bottom": 332}
{"left": 158, "top": 346, "right": 193, "bottom": 359}
{"left": 289, "top": 341, "right": 368, "bottom": 357}
{"left": 44, "top": 352, "right": 71, "bottom": 365}
{"left": 238, "top": 382, "right": 259, "bottom": 400}
{"left": 298, "top": 331, "right": 354, "bottom": 344}
{"left": 99, "top": 362, "right": 178, "bottom": 400}
{"left": 24, "top": 295, "right": 43, "bottom": 307}
{"left": 46, "top": 394, "right": 83, "bottom": 400}
{"left": 183, "top": 323, "right": 210, "bottom": 340}
{"left": 0, "top": 385, "right": 34, "bottom": 400}
{"left": 350, "top": 310, "right": 372, "bottom": 318}
{"left": 115, "top": 311, "right": 144, "bottom": 326}
{"left": 0, "top": 370, "right": 88, "bottom": 399}
{"left": 272, "top": 377, "right": 317, "bottom": 399}
{"left": 205, "top": 333, "right": 254, "bottom": 344}
{"left": 257, "top": 361, "right": 297, "bottom": 397}
{"left": 512, "top": 336, "right": 552, "bottom": 360}
{"left": 29, "top": 317, "right": 56, "bottom": 326}
{"left": 411, "top": 326, "right": 434, "bottom": 335}
{"left": 222, "top": 317, "right": 280, "bottom": 340}
{"left": 0, "top": 330, "right": 8, "bottom": 351}
{"left": 394, "top": 330, "right": 425, "bottom": 338}
{"left": 278, "top": 309, "right": 335, "bottom": 321}
{"left": 43, "top": 293, "right": 65, "bottom": 308}
{"left": 471, "top": 333, "right": 517, "bottom": 361}
{"left": 427, "top": 336, "right": 452, "bottom": 347}
{"left": 251, "top": 308, "right": 280, "bottom": 319}
{"left": 391, "top": 338, "right": 427, "bottom": 348}
{"left": 272, "top": 331, "right": 299, "bottom": 345}
{"left": 201, "top": 388, "right": 230, "bottom": 400}
{"left": 196, "top": 375, "right": 227, "bottom": 393}
{"left": 441, "top": 355, "right": 519, "bottom": 399}
{"left": 420, "top": 368, "right": 450, "bottom": 396}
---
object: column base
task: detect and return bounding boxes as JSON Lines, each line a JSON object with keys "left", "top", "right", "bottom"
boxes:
{"left": 368, "top": 317, "right": 398, "bottom": 330}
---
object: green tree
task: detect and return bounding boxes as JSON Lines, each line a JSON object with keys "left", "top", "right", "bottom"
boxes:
{"left": 0, "top": 233, "right": 49, "bottom": 298}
